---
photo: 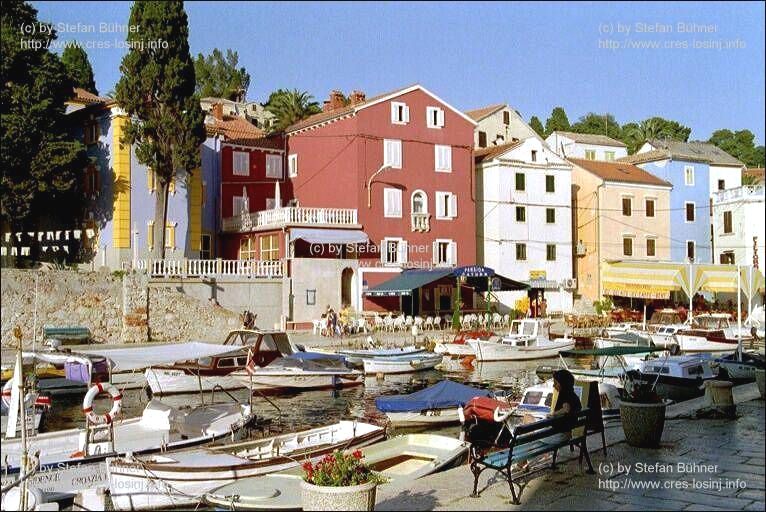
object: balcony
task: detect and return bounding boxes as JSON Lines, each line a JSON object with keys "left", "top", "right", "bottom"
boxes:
{"left": 712, "top": 185, "right": 764, "bottom": 205}
{"left": 133, "top": 258, "right": 284, "bottom": 278}
{"left": 223, "top": 206, "right": 360, "bottom": 233}
{"left": 411, "top": 213, "right": 431, "bottom": 232}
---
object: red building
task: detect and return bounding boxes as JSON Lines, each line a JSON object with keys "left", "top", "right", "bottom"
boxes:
{"left": 285, "top": 85, "right": 477, "bottom": 314}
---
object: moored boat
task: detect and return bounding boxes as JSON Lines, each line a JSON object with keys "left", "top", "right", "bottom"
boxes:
{"left": 467, "top": 319, "right": 575, "bottom": 362}
{"left": 106, "top": 420, "right": 385, "bottom": 511}
{"left": 626, "top": 354, "right": 718, "bottom": 402}
{"left": 203, "top": 433, "right": 469, "bottom": 510}
{"left": 337, "top": 345, "right": 426, "bottom": 366}
{"left": 232, "top": 354, "right": 363, "bottom": 392}
{"left": 361, "top": 353, "right": 443, "bottom": 375}
{"left": 713, "top": 351, "right": 765, "bottom": 383}
{"left": 375, "top": 380, "right": 492, "bottom": 426}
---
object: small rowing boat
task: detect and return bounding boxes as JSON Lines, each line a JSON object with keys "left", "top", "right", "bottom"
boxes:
{"left": 362, "top": 353, "right": 443, "bottom": 375}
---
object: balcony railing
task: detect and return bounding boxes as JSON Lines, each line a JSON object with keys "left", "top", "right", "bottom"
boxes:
{"left": 411, "top": 213, "right": 431, "bottom": 232}
{"left": 712, "top": 185, "right": 764, "bottom": 205}
{"left": 133, "top": 258, "right": 283, "bottom": 278}
{"left": 222, "top": 206, "right": 359, "bottom": 233}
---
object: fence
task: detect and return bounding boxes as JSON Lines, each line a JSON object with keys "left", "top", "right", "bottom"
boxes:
{"left": 132, "top": 258, "right": 284, "bottom": 278}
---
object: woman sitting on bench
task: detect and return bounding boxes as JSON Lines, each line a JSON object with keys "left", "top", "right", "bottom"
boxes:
{"left": 515, "top": 369, "right": 581, "bottom": 471}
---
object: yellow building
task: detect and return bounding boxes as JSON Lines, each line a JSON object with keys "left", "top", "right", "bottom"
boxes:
{"left": 570, "top": 158, "right": 673, "bottom": 301}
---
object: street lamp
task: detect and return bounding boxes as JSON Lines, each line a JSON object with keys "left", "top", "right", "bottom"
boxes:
{"left": 366, "top": 164, "right": 393, "bottom": 208}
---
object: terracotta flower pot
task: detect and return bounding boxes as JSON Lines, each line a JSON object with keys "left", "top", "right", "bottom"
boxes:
{"left": 300, "top": 480, "right": 377, "bottom": 511}
{"left": 620, "top": 401, "right": 667, "bottom": 448}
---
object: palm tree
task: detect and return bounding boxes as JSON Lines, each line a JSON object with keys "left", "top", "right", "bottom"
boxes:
{"left": 622, "top": 118, "right": 666, "bottom": 154}
{"left": 265, "top": 89, "right": 321, "bottom": 133}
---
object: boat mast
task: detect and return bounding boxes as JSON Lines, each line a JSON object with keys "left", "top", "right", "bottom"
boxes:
{"left": 737, "top": 265, "right": 742, "bottom": 363}
{"left": 13, "top": 327, "right": 30, "bottom": 510}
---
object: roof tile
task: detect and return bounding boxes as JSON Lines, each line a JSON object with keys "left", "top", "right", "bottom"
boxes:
{"left": 552, "top": 130, "right": 626, "bottom": 148}
{"left": 569, "top": 157, "right": 671, "bottom": 187}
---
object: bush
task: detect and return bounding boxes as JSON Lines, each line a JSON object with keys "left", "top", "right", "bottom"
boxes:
{"left": 302, "top": 450, "right": 386, "bottom": 487}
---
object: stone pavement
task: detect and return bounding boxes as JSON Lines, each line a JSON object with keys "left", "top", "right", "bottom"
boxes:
{"left": 375, "top": 385, "right": 765, "bottom": 511}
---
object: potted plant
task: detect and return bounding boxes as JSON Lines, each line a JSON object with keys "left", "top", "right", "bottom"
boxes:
{"left": 619, "top": 379, "right": 667, "bottom": 448}
{"left": 301, "top": 449, "right": 386, "bottom": 511}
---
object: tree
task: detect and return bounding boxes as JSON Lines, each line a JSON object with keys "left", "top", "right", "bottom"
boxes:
{"left": 265, "top": 89, "right": 321, "bottom": 133}
{"left": 708, "top": 129, "right": 765, "bottom": 168}
{"left": 115, "top": 0, "right": 205, "bottom": 259}
{"left": 1, "top": 2, "right": 88, "bottom": 257}
{"left": 194, "top": 48, "right": 250, "bottom": 102}
{"left": 61, "top": 45, "right": 97, "bottom": 93}
{"left": 529, "top": 116, "right": 545, "bottom": 137}
{"left": 544, "top": 107, "right": 570, "bottom": 136}
{"left": 571, "top": 112, "right": 622, "bottom": 140}
{"left": 621, "top": 117, "right": 692, "bottom": 154}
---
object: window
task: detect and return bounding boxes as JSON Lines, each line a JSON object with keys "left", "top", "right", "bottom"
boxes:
{"left": 433, "top": 239, "right": 456, "bottom": 266}
{"left": 266, "top": 154, "right": 283, "bottom": 178}
{"left": 306, "top": 289, "right": 316, "bottom": 305}
{"left": 604, "top": 151, "right": 615, "bottom": 161}
{"left": 147, "top": 168, "right": 156, "bottom": 192}
{"left": 585, "top": 149, "right": 596, "bottom": 160}
{"left": 260, "top": 234, "right": 279, "bottom": 261}
{"left": 411, "top": 191, "right": 427, "bottom": 214}
{"left": 239, "top": 236, "right": 257, "bottom": 260}
{"left": 723, "top": 211, "right": 733, "bottom": 234}
{"left": 545, "top": 175, "right": 555, "bottom": 193}
{"left": 233, "top": 151, "right": 250, "bottom": 176}
{"left": 84, "top": 121, "right": 99, "bottom": 145}
{"left": 503, "top": 111, "right": 510, "bottom": 125}
{"left": 531, "top": 150, "right": 537, "bottom": 162}
{"left": 201, "top": 180, "right": 207, "bottom": 207}
{"left": 546, "top": 244, "right": 556, "bottom": 261}
{"left": 515, "top": 172, "right": 525, "bottom": 191}
{"left": 684, "top": 165, "right": 695, "bottom": 186}
{"left": 623, "top": 237, "right": 633, "bottom": 256}
{"left": 266, "top": 198, "right": 278, "bottom": 210}
{"left": 686, "top": 241, "right": 695, "bottom": 261}
{"left": 435, "top": 192, "right": 457, "bottom": 219}
{"left": 646, "top": 238, "right": 656, "bottom": 257}
{"left": 383, "top": 139, "right": 402, "bottom": 168}
{"left": 645, "top": 198, "right": 655, "bottom": 218}
{"left": 233, "top": 195, "right": 248, "bottom": 216}
{"left": 435, "top": 145, "right": 452, "bottom": 172}
{"left": 147, "top": 220, "right": 154, "bottom": 249}
{"left": 515, "top": 206, "right": 526, "bottom": 222}
{"left": 84, "top": 164, "right": 99, "bottom": 196}
{"left": 720, "top": 251, "right": 735, "bottom": 264}
{"left": 516, "top": 243, "right": 527, "bottom": 261}
{"left": 718, "top": 179, "right": 725, "bottom": 191}
{"left": 390, "top": 101, "right": 409, "bottom": 124}
{"left": 383, "top": 188, "right": 402, "bottom": 218}
{"left": 200, "top": 233, "right": 212, "bottom": 259}
{"left": 622, "top": 197, "right": 632, "bottom": 216}
{"left": 165, "top": 223, "right": 176, "bottom": 249}
{"left": 478, "top": 131, "right": 487, "bottom": 148}
{"left": 546, "top": 208, "right": 555, "bottom": 224}
{"left": 381, "top": 238, "right": 406, "bottom": 265}
{"left": 426, "top": 106, "right": 445, "bottom": 128}
{"left": 685, "top": 202, "right": 696, "bottom": 222}
{"left": 288, "top": 154, "right": 298, "bottom": 177}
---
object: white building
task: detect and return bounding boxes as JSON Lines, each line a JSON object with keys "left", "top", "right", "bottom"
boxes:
{"left": 711, "top": 185, "right": 765, "bottom": 267}
{"left": 475, "top": 137, "right": 575, "bottom": 314}
{"left": 466, "top": 104, "right": 541, "bottom": 148}
{"left": 638, "top": 139, "right": 745, "bottom": 193}
{"left": 200, "top": 96, "right": 276, "bottom": 131}
{"left": 546, "top": 131, "right": 628, "bottom": 161}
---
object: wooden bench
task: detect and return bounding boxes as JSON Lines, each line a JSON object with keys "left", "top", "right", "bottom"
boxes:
{"left": 465, "top": 409, "right": 595, "bottom": 504}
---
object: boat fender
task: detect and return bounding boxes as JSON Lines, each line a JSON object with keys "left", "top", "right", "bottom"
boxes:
{"left": 82, "top": 382, "right": 122, "bottom": 425}
{"left": 69, "top": 450, "right": 85, "bottom": 459}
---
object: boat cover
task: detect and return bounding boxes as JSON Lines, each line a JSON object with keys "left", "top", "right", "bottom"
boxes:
{"left": 375, "top": 380, "right": 491, "bottom": 412}
{"left": 561, "top": 346, "right": 662, "bottom": 357}
{"left": 80, "top": 342, "right": 244, "bottom": 371}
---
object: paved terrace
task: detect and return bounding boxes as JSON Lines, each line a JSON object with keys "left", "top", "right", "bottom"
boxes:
{"left": 376, "top": 384, "right": 765, "bottom": 511}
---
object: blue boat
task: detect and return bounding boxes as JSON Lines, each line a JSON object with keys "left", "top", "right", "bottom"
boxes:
{"left": 375, "top": 380, "right": 492, "bottom": 426}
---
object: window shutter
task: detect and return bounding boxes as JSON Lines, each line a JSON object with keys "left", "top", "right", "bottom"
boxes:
{"left": 394, "top": 141, "right": 402, "bottom": 167}
{"left": 444, "top": 147, "right": 452, "bottom": 170}
{"left": 380, "top": 240, "right": 386, "bottom": 263}
{"left": 403, "top": 105, "right": 410, "bottom": 123}
{"left": 437, "top": 108, "right": 445, "bottom": 127}
{"left": 147, "top": 221, "right": 154, "bottom": 249}
{"left": 449, "top": 241, "right": 457, "bottom": 265}
{"left": 390, "top": 103, "right": 397, "bottom": 123}
{"left": 449, "top": 194, "right": 457, "bottom": 218}
{"left": 394, "top": 189, "right": 402, "bottom": 216}
{"left": 432, "top": 241, "right": 439, "bottom": 264}
{"left": 398, "top": 240, "right": 408, "bottom": 264}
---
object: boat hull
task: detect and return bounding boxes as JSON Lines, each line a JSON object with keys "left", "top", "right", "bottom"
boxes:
{"left": 433, "top": 343, "right": 475, "bottom": 357}
{"left": 675, "top": 335, "right": 739, "bottom": 354}
{"left": 362, "top": 354, "right": 443, "bottom": 374}
{"left": 384, "top": 407, "right": 461, "bottom": 426}
{"left": 231, "top": 370, "right": 363, "bottom": 391}
{"left": 467, "top": 339, "right": 575, "bottom": 362}
{"left": 630, "top": 373, "right": 712, "bottom": 402}
{"left": 145, "top": 368, "right": 245, "bottom": 395}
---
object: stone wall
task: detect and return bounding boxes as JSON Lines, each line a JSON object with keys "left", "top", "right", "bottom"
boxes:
{"left": 1, "top": 269, "right": 242, "bottom": 347}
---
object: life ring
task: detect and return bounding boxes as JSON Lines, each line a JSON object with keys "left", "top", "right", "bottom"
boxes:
{"left": 82, "top": 382, "right": 122, "bottom": 425}
{"left": 1, "top": 379, "right": 35, "bottom": 409}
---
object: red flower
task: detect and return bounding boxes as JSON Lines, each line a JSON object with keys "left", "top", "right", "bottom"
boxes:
{"left": 352, "top": 449, "right": 363, "bottom": 460}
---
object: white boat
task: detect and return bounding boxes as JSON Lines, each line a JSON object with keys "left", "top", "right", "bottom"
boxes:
{"left": 673, "top": 333, "right": 742, "bottom": 354}
{"left": 337, "top": 346, "right": 426, "bottom": 366}
{"left": 362, "top": 353, "right": 443, "bottom": 374}
{"left": 434, "top": 342, "right": 475, "bottom": 357}
{"left": 605, "top": 322, "right": 645, "bottom": 337}
{"left": 650, "top": 324, "right": 686, "bottom": 348}
{"left": 594, "top": 331, "right": 654, "bottom": 350}
{"left": 513, "top": 380, "right": 623, "bottom": 420}
{"left": 203, "top": 434, "right": 468, "bottom": 510}
{"left": 467, "top": 320, "right": 575, "bottom": 362}
{"left": 232, "top": 355, "right": 363, "bottom": 392}
{"left": 628, "top": 354, "right": 718, "bottom": 402}
{"left": 646, "top": 309, "right": 687, "bottom": 348}
{"left": 106, "top": 421, "right": 385, "bottom": 511}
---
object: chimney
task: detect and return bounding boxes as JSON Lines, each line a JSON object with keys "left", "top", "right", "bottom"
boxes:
{"left": 212, "top": 102, "right": 224, "bottom": 120}
{"left": 349, "top": 90, "right": 366, "bottom": 105}
{"left": 329, "top": 90, "right": 345, "bottom": 110}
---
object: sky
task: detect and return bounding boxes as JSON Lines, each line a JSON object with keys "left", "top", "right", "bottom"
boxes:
{"left": 33, "top": 1, "right": 765, "bottom": 143}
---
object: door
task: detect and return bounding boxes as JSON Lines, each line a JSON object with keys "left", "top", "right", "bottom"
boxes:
{"left": 341, "top": 268, "right": 353, "bottom": 306}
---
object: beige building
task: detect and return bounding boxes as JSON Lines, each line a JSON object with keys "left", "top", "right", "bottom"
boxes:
{"left": 571, "top": 158, "right": 673, "bottom": 301}
{"left": 465, "top": 104, "right": 540, "bottom": 148}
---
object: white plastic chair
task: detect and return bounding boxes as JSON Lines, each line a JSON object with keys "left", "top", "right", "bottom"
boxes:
{"left": 502, "top": 314, "right": 510, "bottom": 328}
{"left": 433, "top": 316, "right": 442, "bottom": 330}
{"left": 424, "top": 316, "right": 434, "bottom": 330}
{"left": 312, "top": 319, "right": 321, "bottom": 335}
{"left": 492, "top": 313, "right": 502, "bottom": 329}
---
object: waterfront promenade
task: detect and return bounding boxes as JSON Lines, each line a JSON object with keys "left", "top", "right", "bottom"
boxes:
{"left": 376, "top": 384, "right": 765, "bottom": 511}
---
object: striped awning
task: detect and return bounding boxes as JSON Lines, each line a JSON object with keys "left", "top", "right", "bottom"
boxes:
{"left": 601, "top": 261, "right": 764, "bottom": 300}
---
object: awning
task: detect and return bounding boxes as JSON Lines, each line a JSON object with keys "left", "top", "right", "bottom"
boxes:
{"left": 364, "top": 266, "right": 528, "bottom": 297}
{"left": 290, "top": 228, "right": 368, "bottom": 244}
